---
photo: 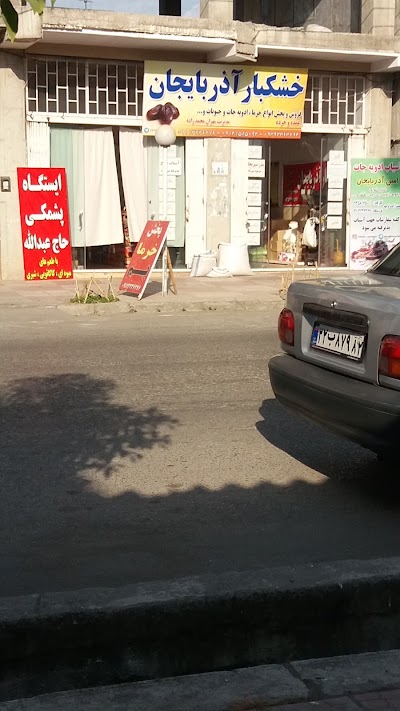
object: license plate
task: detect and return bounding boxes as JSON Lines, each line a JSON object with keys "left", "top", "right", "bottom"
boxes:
{"left": 311, "top": 325, "right": 365, "bottom": 361}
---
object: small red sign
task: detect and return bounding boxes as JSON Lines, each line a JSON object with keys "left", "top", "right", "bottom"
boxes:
{"left": 17, "top": 168, "right": 73, "bottom": 281}
{"left": 119, "top": 220, "right": 169, "bottom": 299}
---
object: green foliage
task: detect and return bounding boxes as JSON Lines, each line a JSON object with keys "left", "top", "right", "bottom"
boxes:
{"left": 70, "top": 293, "right": 120, "bottom": 304}
{"left": 71, "top": 277, "right": 119, "bottom": 304}
{"left": 1, "top": 0, "right": 56, "bottom": 41}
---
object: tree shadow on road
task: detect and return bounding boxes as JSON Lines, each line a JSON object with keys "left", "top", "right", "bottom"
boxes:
{"left": 0, "top": 373, "right": 176, "bottom": 481}
{"left": 2, "top": 375, "right": 400, "bottom": 600}
{"left": 0, "top": 373, "right": 180, "bottom": 596}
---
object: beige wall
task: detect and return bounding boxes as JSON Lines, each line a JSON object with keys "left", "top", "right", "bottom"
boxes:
{"left": 205, "top": 139, "right": 231, "bottom": 251}
{"left": 200, "top": 0, "right": 233, "bottom": 21}
{"left": 361, "top": 0, "right": 396, "bottom": 34}
{"left": 391, "top": 75, "right": 400, "bottom": 156}
{"left": 0, "top": 53, "right": 26, "bottom": 280}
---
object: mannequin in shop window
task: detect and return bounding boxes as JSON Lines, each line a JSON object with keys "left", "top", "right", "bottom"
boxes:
{"left": 302, "top": 208, "right": 319, "bottom": 266}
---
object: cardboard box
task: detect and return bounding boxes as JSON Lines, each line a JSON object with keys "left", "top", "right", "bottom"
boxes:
{"left": 270, "top": 219, "right": 287, "bottom": 234}
{"left": 270, "top": 229, "right": 286, "bottom": 249}
{"left": 268, "top": 229, "right": 286, "bottom": 261}
{"left": 269, "top": 229, "right": 303, "bottom": 263}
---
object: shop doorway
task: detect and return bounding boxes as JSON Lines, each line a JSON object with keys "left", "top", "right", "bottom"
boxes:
{"left": 247, "top": 134, "right": 349, "bottom": 269}
{"left": 50, "top": 125, "right": 186, "bottom": 270}
{"left": 145, "top": 137, "right": 186, "bottom": 269}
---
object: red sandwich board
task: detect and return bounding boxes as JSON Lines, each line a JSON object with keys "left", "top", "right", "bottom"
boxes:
{"left": 119, "top": 220, "right": 169, "bottom": 299}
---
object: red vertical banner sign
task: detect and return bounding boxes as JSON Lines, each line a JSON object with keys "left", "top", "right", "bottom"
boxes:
{"left": 119, "top": 220, "right": 169, "bottom": 299}
{"left": 17, "top": 168, "right": 73, "bottom": 281}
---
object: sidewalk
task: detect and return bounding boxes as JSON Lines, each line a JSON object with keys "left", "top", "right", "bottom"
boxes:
{"left": 2, "top": 651, "right": 400, "bottom": 710}
{"left": 273, "top": 689, "right": 400, "bottom": 709}
{"left": 0, "top": 269, "right": 351, "bottom": 314}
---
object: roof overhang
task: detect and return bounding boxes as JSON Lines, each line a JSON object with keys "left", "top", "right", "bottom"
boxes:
{"left": 41, "top": 27, "right": 242, "bottom": 61}
{"left": 39, "top": 18, "right": 400, "bottom": 71}
{"left": 256, "top": 43, "right": 399, "bottom": 72}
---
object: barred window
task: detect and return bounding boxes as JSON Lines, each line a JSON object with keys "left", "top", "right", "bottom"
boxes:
{"left": 304, "top": 73, "right": 365, "bottom": 128}
{"left": 27, "top": 59, "right": 366, "bottom": 129}
{"left": 27, "top": 57, "right": 144, "bottom": 119}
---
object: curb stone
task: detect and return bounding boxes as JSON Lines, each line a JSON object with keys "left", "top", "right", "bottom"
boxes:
{"left": 292, "top": 649, "right": 400, "bottom": 697}
{"left": 0, "top": 665, "right": 309, "bottom": 711}
{"left": 3, "top": 559, "right": 400, "bottom": 701}
{"left": 3, "top": 651, "right": 400, "bottom": 710}
{"left": 58, "top": 299, "right": 282, "bottom": 316}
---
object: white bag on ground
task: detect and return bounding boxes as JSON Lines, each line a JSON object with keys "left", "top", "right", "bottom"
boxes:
{"left": 190, "top": 251, "right": 217, "bottom": 277}
{"left": 206, "top": 267, "right": 233, "bottom": 278}
{"left": 218, "top": 243, "right": 252, "bottom": 276}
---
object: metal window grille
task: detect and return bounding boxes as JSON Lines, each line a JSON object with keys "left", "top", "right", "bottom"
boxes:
{"left": 27, "top": 57, "right": 144, "bottom": 119}
{"left": 304, "top": 73, "right": 365, "bottom": 128}
{"left": 27, "top": 59, "right": 366, "bottom": 129}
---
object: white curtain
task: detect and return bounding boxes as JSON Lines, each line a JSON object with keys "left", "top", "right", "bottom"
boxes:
{"left": 83, "top": 128, "right": 123, "bottom": 247}
{"left": 119, "top": 128, "right": 148, "bottom": 243}
{"left": 27, "top": 122, "right": 50, "bottom": 168}
{"left": 51, "top": 127, "right": 85, "bottom": 248}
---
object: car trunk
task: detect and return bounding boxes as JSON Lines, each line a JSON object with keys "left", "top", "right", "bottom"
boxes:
{"left": 286, "top": 273, "right": 400, "bottom": 386}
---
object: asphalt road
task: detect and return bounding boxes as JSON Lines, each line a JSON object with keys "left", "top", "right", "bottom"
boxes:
{"left": 1, "top": 308, "right": 400, "bottom": 598}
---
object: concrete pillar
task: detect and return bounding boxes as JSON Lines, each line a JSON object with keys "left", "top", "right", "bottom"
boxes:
{"left": 205, "top": 139, "right": 231, "bottom": 252}
{"left": 200, "top": 0, "right": 233, "bottom": 21}
{"left": 0, "top": 53, "right": 26, "bottom": 280}
{"left": 159, "top": 0, "right": 181, "bottom": 15}
{"left": 391, "top": 75, "right": 400, "bottom": 157}
{"left": 396, "top": 0, "right": 400, "bottom": 34}
{"left": 365, "top": 75, "right": 392, "bottom": 157}
{"left": 361, "top": 0, "right": 395, "bottom": 34}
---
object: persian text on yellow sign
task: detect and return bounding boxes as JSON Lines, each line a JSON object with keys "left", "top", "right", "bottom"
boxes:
{"left": 143, "top": 61, "right": 308, "bottom": 139}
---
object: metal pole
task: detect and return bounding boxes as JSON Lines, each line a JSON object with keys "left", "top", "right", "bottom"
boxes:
{"left": 162, "top": 145, "right": 168, "bottom": 297}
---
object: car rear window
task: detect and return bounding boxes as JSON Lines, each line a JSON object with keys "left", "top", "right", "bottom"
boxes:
{"left": 371, "top": 244, "right": 400, "bottom": 276}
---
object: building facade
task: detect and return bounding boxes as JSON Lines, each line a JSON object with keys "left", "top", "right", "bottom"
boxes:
{"left": 1, "top": 0, "right": 400, "bottom": 278}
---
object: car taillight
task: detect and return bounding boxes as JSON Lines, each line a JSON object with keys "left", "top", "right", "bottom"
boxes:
{"left": 278, "top": 308, "right": 295, "bottom": 346}
{"left": 379, "top": 335, "right": 400, "bottom": 379}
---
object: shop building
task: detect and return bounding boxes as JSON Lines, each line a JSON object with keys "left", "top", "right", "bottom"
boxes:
{"left": 1, "top": 0, "right": 400, "bottom": 279}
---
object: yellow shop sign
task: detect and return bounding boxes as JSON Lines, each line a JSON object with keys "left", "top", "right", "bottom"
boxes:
{"left": 143, "top": 61, "right": 308, "bottom": 140}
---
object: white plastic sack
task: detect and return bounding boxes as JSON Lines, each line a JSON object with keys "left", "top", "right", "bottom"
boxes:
{"left": 302, "top": 219, "right": 318, "bottom": 249}
{"left": 218, "top": 243, "right": 252, "bottom": 276}
{"left": 206, "top": 267, "right": 233, "bottom": 278}
{"left": 190, "top": 252, "right": 217, "bottom": 277}
{"left": 283, "top": 228, "right": 297, "bottom": 249}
